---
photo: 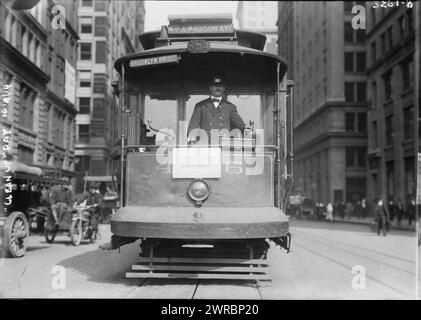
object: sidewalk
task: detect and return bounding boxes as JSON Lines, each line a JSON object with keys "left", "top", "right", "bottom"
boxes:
{"left": 326, "top": 216, "right": 416, "bottom": 231}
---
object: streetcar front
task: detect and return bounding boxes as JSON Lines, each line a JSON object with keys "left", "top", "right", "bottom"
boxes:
{"left": 110, "top": 14, "right": 291, "bottom": 278}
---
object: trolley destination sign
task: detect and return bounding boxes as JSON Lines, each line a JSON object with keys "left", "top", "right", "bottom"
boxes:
{"left": 168, "top": 23, "right": 234, "bottom": 35}
{"left": 129, "top": 54, "right": 181, "bottom": 68}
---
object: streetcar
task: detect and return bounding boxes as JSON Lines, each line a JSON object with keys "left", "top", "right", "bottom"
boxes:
{"left": 109, "top": 14, "right": 293, "bottom": 279}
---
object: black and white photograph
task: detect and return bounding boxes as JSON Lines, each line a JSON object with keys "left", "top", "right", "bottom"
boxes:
{"left": 0, "top": 0, "right": 420, "bottom": 306}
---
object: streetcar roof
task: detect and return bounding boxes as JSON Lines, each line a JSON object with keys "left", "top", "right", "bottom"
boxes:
{"left": 114, "top": 41, "right": 288, "bottom": 75}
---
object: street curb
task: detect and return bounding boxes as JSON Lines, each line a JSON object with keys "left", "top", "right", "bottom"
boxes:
{"left": 292, "top": 217, "right": 416, "bottom": 232}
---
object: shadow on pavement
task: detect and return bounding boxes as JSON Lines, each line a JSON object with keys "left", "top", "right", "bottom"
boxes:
{"left": 25, "top": 245, "right": 50, "bottom": 252}
{"left": 58, "top": 240, "right": 142, "bottom": 286}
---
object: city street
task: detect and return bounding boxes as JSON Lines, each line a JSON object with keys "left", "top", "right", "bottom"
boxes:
{"left": 0, "top": 220, "right": 417, "bottom": 299}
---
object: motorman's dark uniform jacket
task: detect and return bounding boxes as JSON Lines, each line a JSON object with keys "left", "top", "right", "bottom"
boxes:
{"left": 187, "top": 98, "right": 246, "bottom": 138}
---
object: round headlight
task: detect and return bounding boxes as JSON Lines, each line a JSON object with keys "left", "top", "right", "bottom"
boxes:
{"left": 187, "top": 179, "right": 210, "bottom": 204}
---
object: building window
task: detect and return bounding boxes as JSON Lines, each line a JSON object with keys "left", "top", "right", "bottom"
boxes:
{"left": 78, "top": 124, "right": 90, "bottom": 143}
{"left": 406, "top": 9, "right": 413, "bottom": 33}
{"left": 345, "top": 113, "right": 355, "bottom": 132}
{"left": 80, "top": 43, "right": 92, "bottom": 60}
{"left": 76, "top": 155, "right": 90, "bottom": 173}
{"left": 371, "top": 41, "right": 376, "bottom": 63}
{"left": 404, "top": 157, "right": 415, "bottom": 196}
{"left": 383, "top": 71, "right": 392, "bottom": 101}
{"left": 79, "top": 97, "right": 90, "bottom": 114}
{"left": 357, "top": 113, "right": 367, "bottom": 132}
{"left": 81, "top": 0, "right": 92, "bottom": 7}
{"left": 10, "top": 16, "right": 17, "bottom": 46}
{"left": 371, "top": 81, "right": 377, "bottom": 109}
{"left": 80, "top": 80, "right": 91, "bottom": 87}
{"left": 346, "top": 148, "right": 354, "bottom": 167}
{"left": 356, "top": 52, "right": 366, "bottom": 72}
{"left": 356, "top": 30, "right": 365, "bottom": 42}
{"left": 22, "top": 27, "right": 28, "bottom": 57}
{"left": 385, "top": 114, "right": 393, "bottom": 145}
{"left": 371, "top": 121, "right": 378, "bottom": 148}
{"left": 371, "top": 7, "right": 376, "bottom": 26}
{"left": 398, "top": 15, "right": 405, "bottom": 38}
{"left": 380, "top": 33, "right": 386, "bottom": 54}
{"left": 19, "top": 84, "right": 35, "bottom": 130}
{"left": 345, "top": 82, "right": 354, "bottom": 102}
{"left": 344, "top": 23, "right": 353, "bottom": 42}
{"left": 17, "top": 145, "right": 34, "bottom": 165}
{"left": 80, "top": 17, "right": 92, "bottom": 34}
{"left": 356, "top": 82, "right": 366, "bottom": 102}
{"left": 345, "top": 147, "right": 366, "bottom": 168}
{"left": 401, "top": 58, "right": 414, "bottom": 90}
{"left": 345, "top": 112, "right": 366, "bottom": 132}
{"left": 35, "top": 40, "right": 41, "bottom": 68}
{"left": 387, "top": 26, "right": 393, "bottom": 50}
{"left": 356, "top": 147, "right": 366, "bottom": 167}
{"left": 345, "top": 52, "right": 354, "bottom": 72}
{"left": 95, "top": 41, "right": 106, "bottom": 63}
{"left": 403, "top": 106, "right": 414, "bottom": 140}
{"left": 386, "top": 161, "right": 394, "bottom": 198}
{"left": 344, "top": 2, "right": 353, "bottom": 12}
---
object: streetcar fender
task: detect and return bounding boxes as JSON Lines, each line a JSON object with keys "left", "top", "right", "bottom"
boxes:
{"left": 110, "top": 235, "right": 138, "bottom": 250}
{"left": 270, "top": 232, "right": 292, "bottom": 253}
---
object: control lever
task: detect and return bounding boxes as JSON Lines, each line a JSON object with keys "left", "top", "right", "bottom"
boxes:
{"left": 147, "top": 119, "right": 175, "bottom": 140}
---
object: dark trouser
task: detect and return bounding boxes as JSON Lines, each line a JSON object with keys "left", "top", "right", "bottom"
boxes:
{"left": 377, "top": 217, "right": 386, "bottom": 236}
{"left": 51, "top": 202, "right": 69, "bottom": 224}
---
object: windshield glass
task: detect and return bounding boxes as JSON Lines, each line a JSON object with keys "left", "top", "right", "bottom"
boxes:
{"left": 185, "top": 94, "right": 262, "bottom": 134}
{"left": 144, "top": 94, "right": 177, "bottom": 137}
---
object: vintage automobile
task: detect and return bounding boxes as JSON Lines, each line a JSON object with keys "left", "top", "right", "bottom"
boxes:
{"left": 108, "top": 14, "right": 293, "bottom": 279}
{"left": 0, "top": 160, "right": 70, "bottom": 257}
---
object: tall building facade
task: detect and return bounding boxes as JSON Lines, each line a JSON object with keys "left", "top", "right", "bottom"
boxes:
{"left": 365, "top": 3, "right": 416, "bottom": 205}
{"left": 0, "top": 0, "right": 79, "bottom": 187}
{"left": 278, "top": 1, "right": 368, "bottom": 204}
{"left": 236, "top": 1, "right": 278, "bottom": 54}
{"left": 74, "top": 0, "right": 145, "bottom": 191}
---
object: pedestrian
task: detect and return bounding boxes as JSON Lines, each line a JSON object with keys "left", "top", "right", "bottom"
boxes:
{"left": 355, "top": 200, "right": 363, "bottom": 220}
{"left": 49, "top": 184, "right": 74, "bottom": 228}
{"left": 407, "top": 198, "right": 415, "bottom": 227}
{"left": 361, "top": 198, "right": 367, "bottom": 219}
{"left": 375, "top": 198, "right": 389, "bottom": 236}
{"left": 86, "top": 184, "right": 103, "bottom": 231}
{"left": 345, "top": 202, "right": 353, "bottom": 220}
{"left": 388, "top": 199, "right": 396, "bottom": 224}
{"left": 396, "top": 198, "right": 404, "bottom": 226}
{"left": 326, "top": 202, "right": 333, "bottom": 222}
{"left": 338, "top": 202, "right": 345, "bottom": 220}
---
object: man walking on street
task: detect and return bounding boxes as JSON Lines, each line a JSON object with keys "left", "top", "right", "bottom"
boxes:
{"left": 396, "top": 198, "right": 404, "bottom": 226}
{"left": 375, "top": 198, "right": 389, "bottom": 236}
{"left": 407, "top": 198, "right": 415, "bottom": 227}
{"left": 326, "top": 203, "right": 333, "bottom": 222}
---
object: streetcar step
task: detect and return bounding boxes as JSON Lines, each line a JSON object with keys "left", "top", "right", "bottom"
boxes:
{"left": 126, "top": 257, "right": 270, "bottom": 280}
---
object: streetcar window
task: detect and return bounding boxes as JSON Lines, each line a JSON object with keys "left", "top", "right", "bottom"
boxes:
{"left": 227, "top": 95, "right": 261, "bottom": 129}
{"left": 185, "top": 95, "right": 209, "bottom": 136}
{"left": 184, "top": 94, "right": 262, "bottom": 135}
{"left": 144, "top": 94, "right": 177, "bottom": 137}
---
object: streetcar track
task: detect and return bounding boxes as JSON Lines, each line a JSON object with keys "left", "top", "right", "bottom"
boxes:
{"left": 125, "top": 278, "right": 151, "bottom": 298}
{"left": 254, "top": 280, "right": 264, "bottom": 300}
{"left": 294, "top": 232, "right": 416, "bottom": 275}
{"left": 295, "top": 228, "right": 415, "bottom": 264}
{"left": 190, "top": 279, "right": 200, "bottom": 299}
{"left": 294, "top": 242, "right": 415, "bottom": 299}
